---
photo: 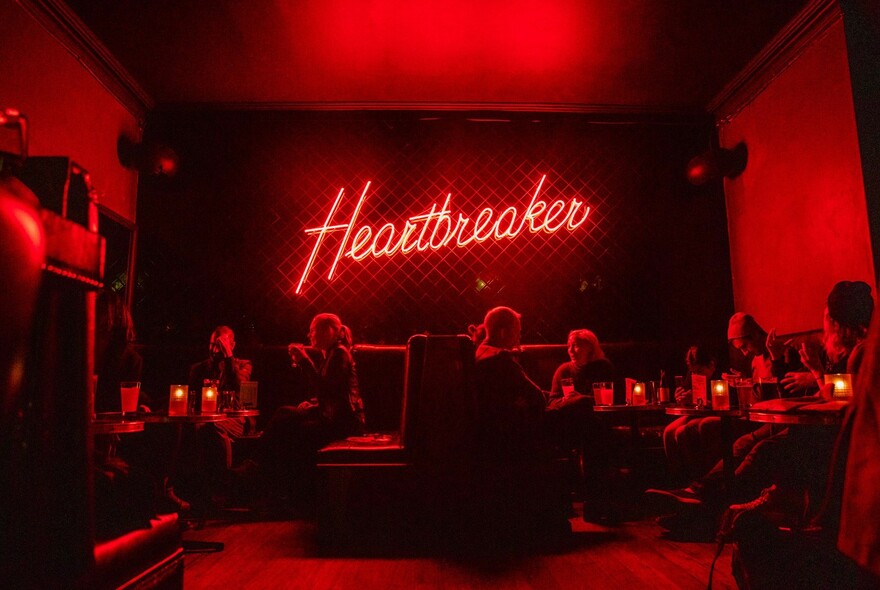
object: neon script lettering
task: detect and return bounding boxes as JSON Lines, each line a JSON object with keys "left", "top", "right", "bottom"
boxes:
{"left": 295, "top": 175, "right": 591, "bottom": 294}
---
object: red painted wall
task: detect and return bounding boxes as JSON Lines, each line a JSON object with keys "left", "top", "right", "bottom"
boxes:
{"left": 720, "top": 19, "right": 875, "bottom": 334}
{"left": 0, "top": 0, "right": 140, "bottom": 221}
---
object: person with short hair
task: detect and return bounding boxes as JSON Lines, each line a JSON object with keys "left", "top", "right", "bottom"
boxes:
{"left": 473, "top": 306, "right": 608, "bottom": 521}
{"left": 473, "top": 307, "right": 546, "bottom": 461}
{"left": 189, "top": 325, "right": 253, "bottom": 398}
{"left": 181, "top": 325, "right": 253, "bottom": 510}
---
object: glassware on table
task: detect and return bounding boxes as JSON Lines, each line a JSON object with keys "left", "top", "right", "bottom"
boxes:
{"left": 631, "top": 382, "right": 646, "bottom": 406}
{"left": 646, "top": 381, "right": 658, "bottom": 404}
{"left": 119, "top": 381, "right": 140, "bottom": 416}
{"left": 595, "top": 381, "right": 614, "bottom": 405}
{"left": 711, "top": 379, "right": 730, "bottom": 410}
{"left": 201, "top": 380, "right": 219, "bottom": 414}
{"left": 826, "top": 373, "right": 853, "bottom": 401}
{"left": 560, "top": 377, "right": 575, "bottom": 398}
{"left": 657, "top": 381, "right": 671, "bottom": 403}
{"left": 168, "top": 385, "right": 188, "bottom": 416}
{"left": 755, "top": 377, "right": 780, "bottom": 400}
{"left": 220, "top": 389, "right": 238, "bottom": 411}
{"left": 733, "top": 378, "right": 755, "bottom": 408}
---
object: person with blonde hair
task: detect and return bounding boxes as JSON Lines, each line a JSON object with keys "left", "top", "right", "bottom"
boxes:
{"left": 286, "top": 312, "right": 364, "bottom": 434}
{"left": 550, "top": 329, "right": 613, "bottom": 401}
{"left": 236, "top": 313, "right": 364, "bottom": 507}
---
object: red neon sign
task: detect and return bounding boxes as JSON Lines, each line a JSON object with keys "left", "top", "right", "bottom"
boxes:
{"left": 295, "top": 175, "right": 591, "bottom": 294}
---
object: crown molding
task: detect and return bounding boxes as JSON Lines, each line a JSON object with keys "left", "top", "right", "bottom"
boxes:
{"left": 17, "top": 0, "right": 154, "bottom": 120}
{"left": 155, "top": 100, "right": 709, "bottom": 124}
{"left": 709, "top": 0, "right": 842, "bottom": 124}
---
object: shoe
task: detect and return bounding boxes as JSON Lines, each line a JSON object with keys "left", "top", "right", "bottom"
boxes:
{"left": 728, "top": 484, "right": 776, "bottom": 512}
{"left": 163, "top": 486, "right": 192, "bottom": 514}
{"left": 230, "top": 458, "right": 260, "bottom": 478}
{"left": 656, "top": 513, "right": 682, "bottom": 530}
{"left": 645, "top": 486, "right": 703, "bottom": 506}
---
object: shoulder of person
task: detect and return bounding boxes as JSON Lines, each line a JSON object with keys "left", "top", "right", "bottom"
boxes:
{"left": 847, "top": 340, "right": 867, "bottom": 375}
{"left": 189, "top": 358, "right": 209, "bottom": 373}
{"left": 554, "top": 360, "right": 574, "bottom": 373}
{"left": 327, "top": 344, "right": 354, "bottom": 362}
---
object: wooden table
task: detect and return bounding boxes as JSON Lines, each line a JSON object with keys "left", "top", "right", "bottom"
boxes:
{"left": 92, "top": 418, "right": 145, "bottom": 435}
{"left": 666, "top": 406, "right": 748, "bottom": 497}
{"left": 92, "top": 415, "right": 146, "bottom": 459}
{"left": 223, "top": 409, "right": 260, "bottom": 419}
{"left": 749, "top": 410, "right": 844, "bottom": 426}
{"left": 593, "top": 404, "right": 669, "bottom": 442}
{"left": 141, "top": 413, "right": 232, "bottom": 424}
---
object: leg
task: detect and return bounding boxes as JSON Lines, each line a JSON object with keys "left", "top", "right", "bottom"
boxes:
{"left": 663, "top": 416, "right": 690, "bottom": 482}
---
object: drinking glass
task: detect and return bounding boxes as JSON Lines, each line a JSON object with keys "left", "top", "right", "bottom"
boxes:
{"left": 598, "top": 381, "right": 614, "bottom": 405}
{"left": 119, "top": 381, "right": 140, "bottom": 416}
{"left": 560, "top": 377, "right": 575, "bottom": 398}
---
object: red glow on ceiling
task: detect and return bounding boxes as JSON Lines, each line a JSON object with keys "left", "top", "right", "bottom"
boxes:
{"left": 288, "top": 0, "right": 585, "bottom": 84}
{"left": 295, "top": 175, "right": 592, "bottom": 294}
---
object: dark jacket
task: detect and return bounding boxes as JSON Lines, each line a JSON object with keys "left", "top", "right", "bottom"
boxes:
{"left": 473, "top": 344, "right": 546, "bottom": 461}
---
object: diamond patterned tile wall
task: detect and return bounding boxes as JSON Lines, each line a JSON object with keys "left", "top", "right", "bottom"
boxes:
{"left": 137, "top": 112, "right": 732, "bottom": 345}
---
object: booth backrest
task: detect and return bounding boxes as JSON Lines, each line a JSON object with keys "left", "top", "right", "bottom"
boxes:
{"left": 352, "top": 344, "right": 406, "bottom": 432}
{"left": 400, "top": 335, "right": 475, "bottom": 461}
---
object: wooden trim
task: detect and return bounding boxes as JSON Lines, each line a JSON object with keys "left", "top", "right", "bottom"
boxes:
{"left": 157, "top": 100, "right": 708, "bottom": 121}
{"left": 17, "top": 0, "right": 154, "bottom": 119}
{"left": 709, "top": 0, "right": 842, "bottom": 124}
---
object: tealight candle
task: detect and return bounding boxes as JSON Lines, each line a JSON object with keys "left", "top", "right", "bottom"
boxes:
{"left": 827, "top": 373, "right": 853, "bottom": 401}
{"left": 711, "top": 380, "right": 730, "bottom": 410}
{"left": 632, "top": 382, "right": 646, "bottom": 406}
{"left": 169, "top": 385, "right": 188, "bottom": 416}
{"left": 201, "top": 385, "right": 217, "bottom": 414}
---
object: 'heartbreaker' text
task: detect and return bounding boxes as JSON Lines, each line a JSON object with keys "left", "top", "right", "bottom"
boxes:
{"left": 295, "top": 175, "right": 591, "bottom": 294}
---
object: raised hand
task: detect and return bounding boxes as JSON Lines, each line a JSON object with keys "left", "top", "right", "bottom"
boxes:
{"left": 798, "top": 341, "right": 823, "bottom": 374}
{"left": 288, "top": 343, "right": 308, "bottom": 362}
{"left": 781, "top": 371, "right": 818, "bottom": 393}
{"left": 765, "top": 328, "right": 787, "bottom": 361}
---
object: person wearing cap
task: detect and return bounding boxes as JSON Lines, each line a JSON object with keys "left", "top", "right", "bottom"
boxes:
{"left": 727, "top": 312, "right": 774, "bottom": 381}
{"left": 648, "top": 282, "right": 874, "bottom": 529}
{"left": 659, "top": 315, "right": 800, "bottom": 488}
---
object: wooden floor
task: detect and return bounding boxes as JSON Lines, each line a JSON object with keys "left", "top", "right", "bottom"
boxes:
{"left": 182, "top": 509, "right": 737, "bottom": 589}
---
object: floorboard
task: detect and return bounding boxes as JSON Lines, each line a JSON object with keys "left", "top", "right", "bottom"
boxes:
{"left": 182, "top": 509, "right": 737, "bottom": 589}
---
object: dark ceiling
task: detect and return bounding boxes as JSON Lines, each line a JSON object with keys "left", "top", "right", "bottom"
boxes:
{"left": 65, "top": 0, "right": 809, "bottom": 111}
